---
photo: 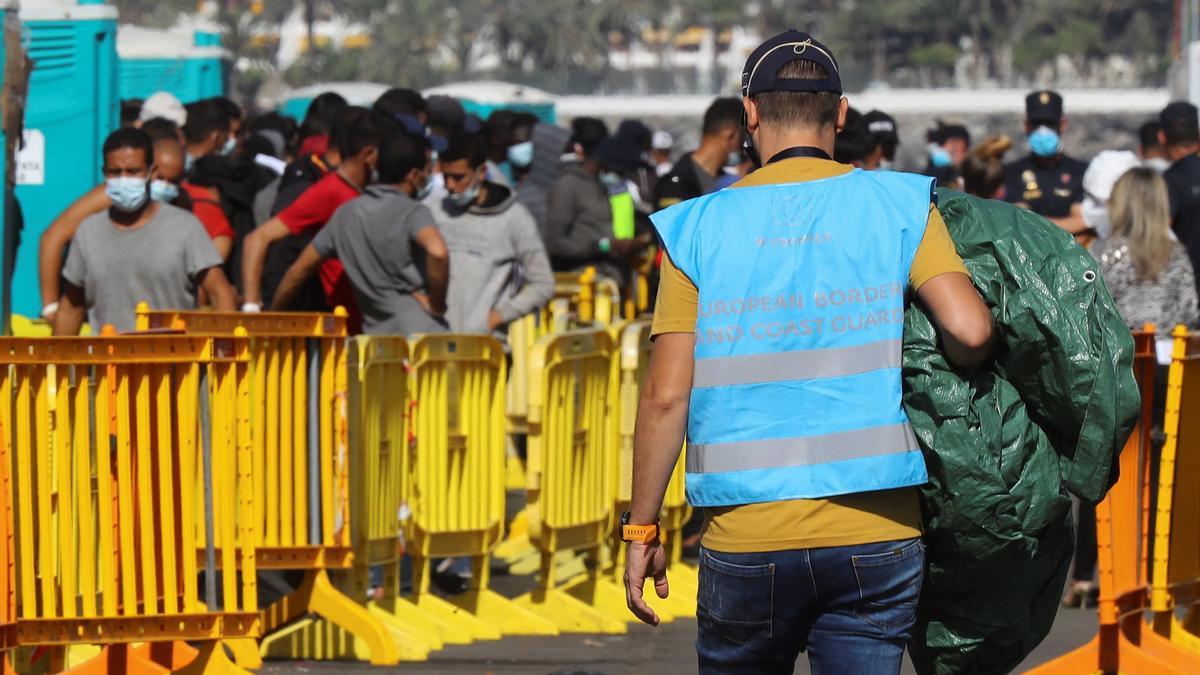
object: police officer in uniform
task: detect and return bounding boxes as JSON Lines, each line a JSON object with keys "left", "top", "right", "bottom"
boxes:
{"left": 621, "top": 29, "right": 994, "bottom": 674}
{"left": 1003, "top": 90, "right": 1088, "bottom": 235}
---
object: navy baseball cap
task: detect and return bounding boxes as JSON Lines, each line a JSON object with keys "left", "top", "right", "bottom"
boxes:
{"left": 742, "top": 30, "right": 842, "bottom": 97}
{"left": 394, "top": 113, "right": 448, "bottom": 153}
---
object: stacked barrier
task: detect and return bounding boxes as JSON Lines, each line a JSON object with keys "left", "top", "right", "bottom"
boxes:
{"left": 514, "top": 328, "right": 628, "bottom": 633}
{"left": 403, "top": 335, "right": 559, "bottom": 638}
{"left": 603, "top": 320, "right": 695, "bottom": 621}
{"left": 2, "top": 333, "right": 258, "bottom": 674}
{"left": 134, "top": 307, "right": 401, "bottom": 667}
{"left": 1032, "top": 327, "right": 1200, "bottom": 673}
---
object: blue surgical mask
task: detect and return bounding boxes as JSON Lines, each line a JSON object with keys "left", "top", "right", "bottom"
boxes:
{"left": 1029, "top": 126, "right": 1061, "bottom": 158}
{"left": 150, "top": 179, "right": 179, "bottom": 203}
{"left": 726, "top": 150, "right": 743, "bottom": 167}
{"left": 106, "top": 176, "right": 149, "bottom": 212}
{"left": 600, "top": 171, "right": 622, "bottom": 188}
{"left": 220, "top": 136, "right": 237, "bottom": 156}
{"left": 414, "top": 175, "right": 434, "bottom": 201}
{"left": 507, "top": 141, "right": 534, "bottom": 168}
{"left": 928, "top": 144, "right": 953, "bottom": 168}
{"left": 184, "top": 153, "right": 195, "bottom": 174}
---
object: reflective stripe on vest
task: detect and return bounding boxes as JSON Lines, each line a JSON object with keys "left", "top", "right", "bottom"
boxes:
{"left": 651, "top": 168, "right": 935, "bottom": 507}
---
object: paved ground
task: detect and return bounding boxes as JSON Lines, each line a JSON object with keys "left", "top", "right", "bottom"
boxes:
{"left": 260, "top": 578, "right": 1099, "bottom": 674}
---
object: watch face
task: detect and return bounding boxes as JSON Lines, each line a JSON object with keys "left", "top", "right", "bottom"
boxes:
{"left": 620, "top": 511, "right": 631, "bottom": 527}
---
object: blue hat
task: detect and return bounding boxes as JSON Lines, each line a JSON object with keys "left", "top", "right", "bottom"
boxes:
{"left": 742, "top": 30, "right": 841, "bottom": 97}
{"left": 394, "top": 113, "right": 448, "bottom": 153}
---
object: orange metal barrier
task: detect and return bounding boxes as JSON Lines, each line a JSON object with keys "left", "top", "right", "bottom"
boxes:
{"left": 514, "top": 328, "right": 628, "bottom": 633}
{"left": 1031, "top": 327, "right": 1200, "bottom": 673}
{"left": 135, "top": 307, "right": 399, "bottom": 667}
{"left": 2, "top": 334, "right": 257, "bottom": 674}
{"left": 1150, "top": 327, "right": 1200, "bottom": 653}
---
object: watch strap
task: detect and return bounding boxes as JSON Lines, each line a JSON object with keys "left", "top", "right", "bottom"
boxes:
{"left": 621, "top": 522, "right": 661, "bottom": 544}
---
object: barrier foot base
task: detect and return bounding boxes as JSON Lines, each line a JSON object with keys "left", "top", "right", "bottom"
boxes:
{"left": 172, "top": 642, "right": 250, "bottom": 675}
{"left": 260, "top": 569, "right": 401, "bottom": 666}
{"left": 66, "top": 642, "right": 247, "bottom": 675}
{"left": 514, "top": 588, "right": 627, "bottom": 634}
{"left": 410, "top": 592, "right": 502, "bottom": 640}
{"left": 1156, "top": 611, "right": 1200, "bottom": 653}
{"left": 260, "top": 615, "right": 430, "bottom": 663}
{"left": 370, "top": 597, "right": 471, "bottom": 646}
{"left": 563, "top": 574, "right": 669, "bottom": 624}
{"left": 220, "top": 639, "right": 261, "bottom": 670}
{"left": 445, "top": 589, "right": 560, "bottom": 636}
{"left": 494, "top": 511, "right": 534, "bottom": 562}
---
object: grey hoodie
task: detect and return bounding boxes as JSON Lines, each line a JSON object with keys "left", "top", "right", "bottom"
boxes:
{"left": 428, "top": 182, "right": 555, "bottom": 336}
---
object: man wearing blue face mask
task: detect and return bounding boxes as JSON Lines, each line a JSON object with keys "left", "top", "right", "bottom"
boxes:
{"left": 52, "top": 128, "right": 237, "bottom": 335}
{"left": 1002, "top": 90, "right": 1088, "bottom": 236}
{"left": 427, "top": 132, "right": 554, "bottom": 336}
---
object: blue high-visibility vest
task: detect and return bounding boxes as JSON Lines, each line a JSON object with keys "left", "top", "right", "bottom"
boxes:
{"left": 651, "top": 168, "right": 934, "bottom": 507}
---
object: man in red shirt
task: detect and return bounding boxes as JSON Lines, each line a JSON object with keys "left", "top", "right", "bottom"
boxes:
{"left": 241, "top": 109, "right": 395, "bottom": 332}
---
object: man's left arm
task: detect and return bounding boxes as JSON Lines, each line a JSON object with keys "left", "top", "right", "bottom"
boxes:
{"left": 625, "top": 331, "right": 694, "bottom": 627}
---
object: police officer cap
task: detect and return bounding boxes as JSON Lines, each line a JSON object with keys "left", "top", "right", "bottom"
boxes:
{"left": 862, "top": 110, "right": 898, "bottom": 144}
{"left": 1026, "top": 90, "right": 1064, "bottom": 124}
{"left": 1160, "top": 101, "right": 1199, "bottom": 132}
{"left": 742, "top": 30, "right": 842, "bottom": 97}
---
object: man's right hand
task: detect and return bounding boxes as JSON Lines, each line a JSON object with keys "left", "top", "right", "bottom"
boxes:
{"left": 624, "top": 540, "right": 669, "bottom": 626}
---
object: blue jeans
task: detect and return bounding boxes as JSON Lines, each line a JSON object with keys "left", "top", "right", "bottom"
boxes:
{"left": 696, "top": 538, "right": 924, "bottom": 675}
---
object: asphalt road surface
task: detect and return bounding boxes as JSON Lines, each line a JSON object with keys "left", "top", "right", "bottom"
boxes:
{"left": 260, "top": 579, "right": 1099, "bottom": 674}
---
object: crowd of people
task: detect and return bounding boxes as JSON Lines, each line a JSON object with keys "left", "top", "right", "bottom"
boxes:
{"left": 28, "top": 32, "right": 1200, "bottom": 672}
{"left": 40, "top": 85, "right": 1200, "bottom": 349}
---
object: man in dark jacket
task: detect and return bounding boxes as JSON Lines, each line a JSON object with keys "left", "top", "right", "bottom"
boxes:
{"left": 655, "top": 97, "right": 743, "bottom": 210}
{"left": 542, "top": 117, "right": 649, "bottom": 281}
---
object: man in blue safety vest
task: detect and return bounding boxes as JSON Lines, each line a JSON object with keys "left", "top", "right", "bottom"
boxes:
{"left": 621, "top": 30, "right": 995, "bottom": 674}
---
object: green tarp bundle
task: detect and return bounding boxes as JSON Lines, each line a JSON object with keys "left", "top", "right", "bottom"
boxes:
{"left": 904, "top": 191, "right": 1140, "bottom": 674}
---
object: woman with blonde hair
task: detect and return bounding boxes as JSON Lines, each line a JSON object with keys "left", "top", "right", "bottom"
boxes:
{"left": 1093, "top": 167, "right": 1199, "bottom": 332}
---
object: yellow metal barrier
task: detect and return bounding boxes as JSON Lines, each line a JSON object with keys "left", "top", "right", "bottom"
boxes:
{"left": 514, "top": 328, "right": 628, "bottom": 633}
{"left": 595, "top": 278, "right": 621, "bottom": 326}
{"left": 135, "top": 307, "right": 400, "bottom": 667}
{"left": 404, "top": 335, "right": 558, "bottom": 638}
{"left": 2, "top": 334, "right": 258, "bottom": 674}
{"left": 605, "top": 321, "right": 695, "bottom": 621}
{"left": 1151, "top": 326, "right": 1200, "bottom": 653}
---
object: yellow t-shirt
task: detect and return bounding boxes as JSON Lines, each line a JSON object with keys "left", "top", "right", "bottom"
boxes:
{"left": 651, "top": 157, "right": 969, "bottom": 553}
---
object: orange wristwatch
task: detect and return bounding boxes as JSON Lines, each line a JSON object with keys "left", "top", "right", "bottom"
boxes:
{"left": 620, "top": 511, "right": 661, "bottom": 544}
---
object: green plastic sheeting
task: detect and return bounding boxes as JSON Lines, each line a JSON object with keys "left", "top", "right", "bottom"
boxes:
{"left": 904, "top": 191, "right": 1140, "bottom": 675}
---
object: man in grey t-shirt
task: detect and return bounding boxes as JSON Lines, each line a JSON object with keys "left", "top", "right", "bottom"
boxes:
{"left": 272, "top": 133, "right": 449, "bottom": 335}
{"left": 55, "top": 128, "right": 237, "bottom": 334}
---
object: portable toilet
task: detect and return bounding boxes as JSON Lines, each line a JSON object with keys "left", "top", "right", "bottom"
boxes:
{"left": 423, "top": 80, "right": 557, "bottom": 124}
{"left": 118, "top": 25, "right": 228, "bottom": 103}
{"left": 13, "top": 0, "right": 118, "bottom": 319}
{"left": 0, "top": 0, "right": 16, "bottom": 333}
{"left": 280, "top": 81, "right": 389, "bottom": 120}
